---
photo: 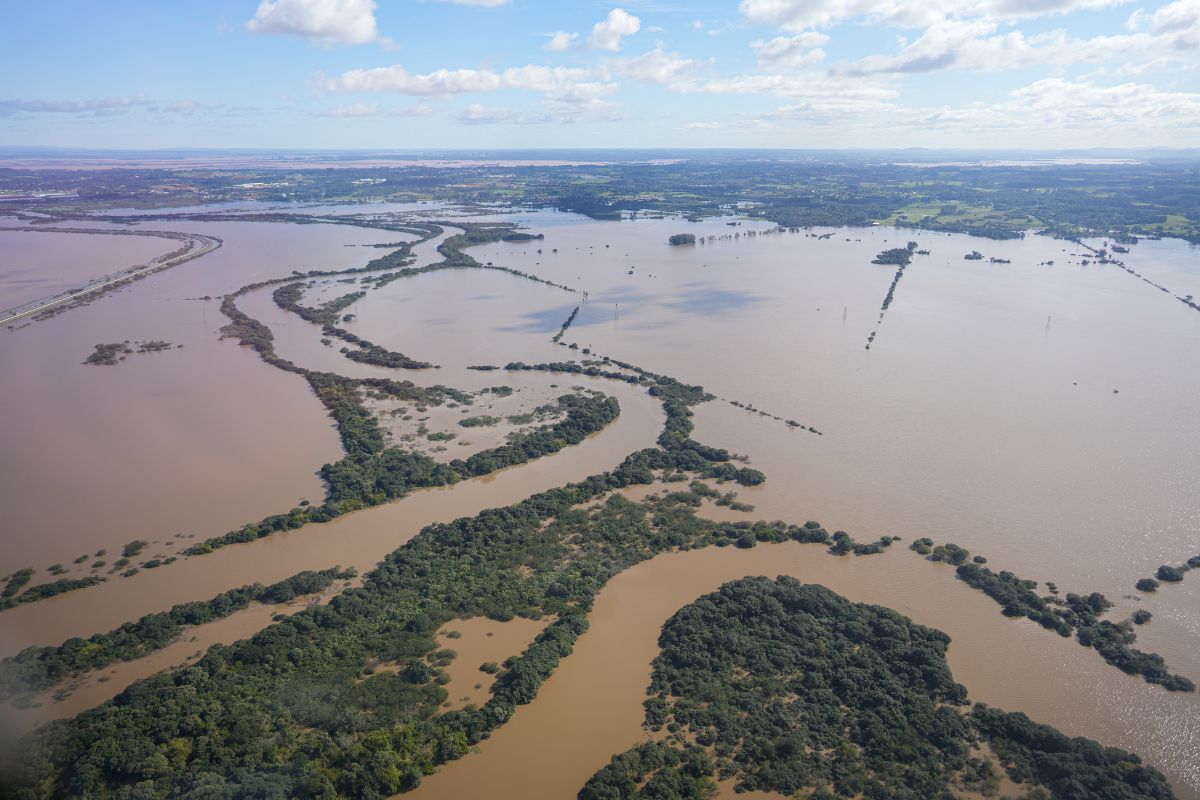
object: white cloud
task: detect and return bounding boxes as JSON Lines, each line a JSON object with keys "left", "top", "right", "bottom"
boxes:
{"left": 734, "top": 0, "right": 1196, "bottom": 81}
{"left": 835, "top": 8, "right": 1198, "bottom": 76}
{"left": 154, "top": 100, "right": 244, "bottom": 116}
{"left": 693, "top": 72, "right": 897, "bottom": 106}
{"left": 545, "top": 31, "right": 579, "bottom": 51}
{"left": 738, "top": 0, "right": 1130, "bottom": 31}
{"left": 1131, "top": 0, "right": 1200, "bottom": 46}
{"left": 849, "top": 77, "right": 1200, "bottom": 142}
{"left": 686, "top": 75, "right": 1200, "bottom": 144}
{"left": 163, "top": 100, "right": 204, "bottom": 113}
{"left": 1010, "top": 77, "right": 1200, "bottom": 125}
{"left": 1111, "top": 55, "right": 1193, "bottom": 76}
{"left": 246, "top": 0, "right": 381, "bottom": 45}
{"left": 613, "top": 48, "right": 709, "bottom": 87}
{"left": 0, "top": 97, "right": 145, "bottom": 116}
{"left": 842, "top": 18, "right": 1008, "bottom": 74}
{"left": 324, "top": 66, "right": 498, "bottom": 94}
{"left": 684, "top": 118, "right": 775, "bottom": 130}
{"left": 0, "top": 97, "right": 258, "bottom": 119}
{"left": 539, "top": 9, "right": 641, "bottom": 54}
{"left": 460, "top": 104, "right": 511, "bottom": 124}
{"left": 587, "top": 8, "right": 641, "bottom": 51}
{"left": 322, "top": 102, "right": 380, "bottom": 117}
{"left": 322, "top": 64, "right": 615, "bottom": 103}
{"left": 321, "top": 102, "right": 434, "bottom": 117}
{"left": 458, "top": 99, "right": 625, "bottom": 125}
{"left": 751, "top": 33, "right": 829, "bottom": 67}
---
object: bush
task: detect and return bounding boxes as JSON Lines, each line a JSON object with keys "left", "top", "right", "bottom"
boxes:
{"left": 122, "top": 540, "right": 149, "bottom": 558}
{"left": 1136, "top": 578, "right": 1159, "bottom": 593}
{"left": 1156, "top": 565, "right": 1185, "bottom": 582}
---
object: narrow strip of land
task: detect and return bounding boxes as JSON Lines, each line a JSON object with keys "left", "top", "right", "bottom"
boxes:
{"left": 0, "top": 227, "right": 221, "bottom": 324}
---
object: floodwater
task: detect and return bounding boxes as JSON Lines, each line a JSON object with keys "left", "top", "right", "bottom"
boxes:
{"left": 0, "top": 575, "right": 356, "bottom": 736}
{"left": 409, "top": 541, "right": 1200, "bottom": 800}
{"left": 1089, "top": 235, "right": 1200, "bottom": 306}
{"left": 470, "top": 213, "right": 1200, "bottom": 651}
{"left": 0, "top": 218, "right": 410, "bottom": 577}
{"left": 462, "top": 213, "right": 1199, "bottom": 796}
{"left": 364, "top": 385, "right": 574, "bottom": 464}
{"left": 0, "top": 217, "right": 661, "bottom": 644}
{"left": 0, "top": 227, "right": 174, "bottom": 309}
{"left": 2, "top": 203, "right": 1198, "bottom": 797}
{"left": 0, "top": 376, "right": 662, "bottom": 656}
{"left": 237, "top": 263, "right": 578, "bottom": 385}
{"left": 433, "top": 616, "right": 549, "bottom": 712}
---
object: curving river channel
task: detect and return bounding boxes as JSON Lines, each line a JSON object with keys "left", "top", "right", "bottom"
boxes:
{"left": 2, "top": 206, "right": 1197, "bottom": 798}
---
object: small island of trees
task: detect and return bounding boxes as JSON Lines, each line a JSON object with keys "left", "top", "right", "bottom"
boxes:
{"left": 914, "top": 539, "right": 1195, "bottom": 692}
{"left": 871, "top": 240, "right": 918, "bottom": 266}
{"left": 668, "top": 233, "right": 696, "bottom": 246}
{"left": 1135, "top": 554, "right": 1200, "bottom": 593}
{"left": 581, "top": 576, "right": 1176, "bottom": 800}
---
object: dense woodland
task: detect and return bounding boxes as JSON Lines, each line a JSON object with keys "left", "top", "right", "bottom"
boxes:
{"left": 0, "top": 351, "right": 917, "bottom": 799}
{"left": 0, "top": 568, "right": 356, "bottom": 704}
{"left": 581, "top": 576, "right": 1175, "bottom": 800}
{"left": 0, "top": 363, "right": 793, "bottom": 799}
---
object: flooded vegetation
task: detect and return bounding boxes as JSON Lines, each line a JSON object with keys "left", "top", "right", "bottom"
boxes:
{"left": 0, "top": 226, "right": 205, "bottom": 314}
{"left": 82, "top": 339, "right": 179, "bottom": 365}
{"left": 1, "top": 171, "right": 1197, "bottom": 799}
{"left": 581, "top": 575, "right": 1173, "bottom": 799}
{"left": 0, "top": 567, "right": 357, "bottom": 707}
{"left": 0, "top": 386, "right": 760, "bottom": 796}
{"left": 432, "top": 617, "right": 549, "bottom": 712}
{"left": 12, "top": 0, "right": 1200, "bottom": 783}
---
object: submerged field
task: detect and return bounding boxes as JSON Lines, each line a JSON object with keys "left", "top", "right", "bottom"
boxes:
{"left": 0, "top": 199, "right": 1197, "bottom": 799}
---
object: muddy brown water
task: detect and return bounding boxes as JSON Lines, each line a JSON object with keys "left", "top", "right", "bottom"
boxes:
{"left": 0, "top": 227, "right": 176, "bottom": 309}
{"left": 433, "top": 616, "right": 550, "bottom": 712}
{"left": 0, "top": 376, "right": 662, "bottom": 656}
{"left": 2, "top": 206, "right": 1197, "bottom": 796}
{"left": 465, "top": 215, "right": 1200, "bottom": 796}
{"left": 0, "top": 580, "right": 356, "bottom": 736}
{"left": 408, "top": 541, "right": 1200, "bottom": 800}
{"left": 0, "top": 218, "right": 405, "bottom": 576}
{"left": 469, "top": 213, "right": 1200, "bottom": 602}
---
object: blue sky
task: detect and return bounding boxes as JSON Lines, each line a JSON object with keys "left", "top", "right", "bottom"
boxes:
{"left": 2, "top": 0, "right": 1198, "bottom": 149}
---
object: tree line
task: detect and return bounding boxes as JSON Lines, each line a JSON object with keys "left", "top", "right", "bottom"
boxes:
{"left": 0, "top": 567, "right": 356, "bottom": 705}
{"left": 912, "top": 539, "right": 1195, "bottom": 692}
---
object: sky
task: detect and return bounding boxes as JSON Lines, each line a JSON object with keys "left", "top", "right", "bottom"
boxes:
{"left": 1, "top": 0, "right": 1198, "bottom": 150}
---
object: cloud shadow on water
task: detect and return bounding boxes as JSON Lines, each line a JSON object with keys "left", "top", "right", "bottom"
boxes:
{"left": 495, "top": 303, "right": 579, "bottom": 334}
{"left": 661, "top": 286, "right": 763, "bottom": 315}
